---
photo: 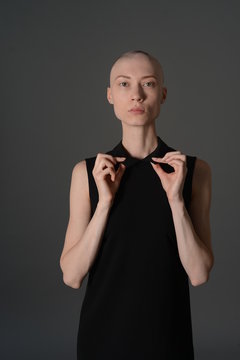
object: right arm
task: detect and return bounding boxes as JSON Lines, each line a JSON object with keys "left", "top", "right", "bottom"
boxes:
{"left": 59, "top": 154, "right": 126, "bottom": 289}
{"left": 59, "top": 160, "right": 112, "bottom": 289}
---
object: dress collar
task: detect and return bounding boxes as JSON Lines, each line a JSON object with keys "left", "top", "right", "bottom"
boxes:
{"left": 106, "top": 135, "right": 174, "bottom": 168}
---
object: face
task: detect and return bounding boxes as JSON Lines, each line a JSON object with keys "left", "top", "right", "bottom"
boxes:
{"left": 107, "top": 54, "right": 167, "bottom": 125}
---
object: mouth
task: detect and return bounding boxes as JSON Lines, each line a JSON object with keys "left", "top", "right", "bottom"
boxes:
{"left": 130, "top": 110, "right": 145, "bottom": 115}
{"left": 129, "top": 107, "right": 145, "bottom": 113}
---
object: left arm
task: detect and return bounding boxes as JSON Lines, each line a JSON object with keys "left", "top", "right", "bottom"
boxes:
{"left": 169, "top": 158, "right": 214, "bottom": 286}
{"left": 151, "top": 154, "right": 214, "bottom": 287}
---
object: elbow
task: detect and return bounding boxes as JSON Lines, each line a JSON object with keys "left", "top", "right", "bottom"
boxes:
{"left": 190, "top": 252, "right": 214, "bottom": 287}
{"left": 190, "top": 269, "right": 211, "bottom": 287}
{"left": 59, "top": 260, "right": 82, "bottom": 289}
{"left": 62, "top": 273, "right": 82, "bottom": 289}
{"left": 190, "top": 277, "right": 208, "bottom": 287}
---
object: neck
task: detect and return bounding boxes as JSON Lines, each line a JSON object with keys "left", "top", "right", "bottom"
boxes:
{"left": 121, "top": 128, "right": 159, "bottom": 160}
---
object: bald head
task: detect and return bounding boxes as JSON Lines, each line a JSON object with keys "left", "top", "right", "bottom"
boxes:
{"left": 109, "top": 50, "right": 165, "bottom": 88}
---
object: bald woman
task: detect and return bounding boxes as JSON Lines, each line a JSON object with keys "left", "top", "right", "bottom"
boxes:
{"left": 60, "top": 50, "right": 214, "bottom": 359}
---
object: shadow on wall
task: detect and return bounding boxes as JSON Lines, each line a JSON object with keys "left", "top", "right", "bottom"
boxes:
{"left": 196, "top": 346, "right": 240, "bottom": 359}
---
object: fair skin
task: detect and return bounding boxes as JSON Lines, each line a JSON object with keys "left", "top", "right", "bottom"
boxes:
{"left": 60, "top": 54, "right": 214, "bottom": 289}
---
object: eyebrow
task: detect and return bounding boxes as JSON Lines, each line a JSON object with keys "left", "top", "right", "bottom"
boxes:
{"left": 114, "top": 75, "right": 158, "bottom": 82}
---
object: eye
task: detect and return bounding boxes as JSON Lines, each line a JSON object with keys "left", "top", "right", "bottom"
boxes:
{"left": 119, "top": 82, "right": 128, "bottom": 87}
{"left": 143, "top": 81, "right": 155, "bottom": 87}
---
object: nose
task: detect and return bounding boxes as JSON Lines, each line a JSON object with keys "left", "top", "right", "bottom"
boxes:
{"left": 131, "top": 84, "right": 145, "bottom": 102}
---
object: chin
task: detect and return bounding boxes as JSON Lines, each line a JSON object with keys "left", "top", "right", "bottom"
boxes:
{"left": 120, "top": 117, "right": 153, "bottom": 126}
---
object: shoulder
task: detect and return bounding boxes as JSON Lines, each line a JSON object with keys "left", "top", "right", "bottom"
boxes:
{"left": 70, "top": 160, "right": 89, "bottom": 196}
{"left": 192, "top": 157, "right": 211, "bottom": 176}
{"left": 74, "top": 156, "right": 97, "bottom": 174}
{"left": 191, "top": 157, "right": 212, "bottom": 199}
{"left": 72, "top": 159, "right": 87, "bottom": 176}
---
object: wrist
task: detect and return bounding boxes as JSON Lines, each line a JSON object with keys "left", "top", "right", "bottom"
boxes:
{"left": 97, "top": 199, "right": 113, "bottom": 211}
{"left": 168, "top": 195, "right": 184, "bottom": 207}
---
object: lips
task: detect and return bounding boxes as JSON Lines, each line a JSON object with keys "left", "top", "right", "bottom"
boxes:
{"left": 129, "top": 106, "right": 145, "bottom": 112}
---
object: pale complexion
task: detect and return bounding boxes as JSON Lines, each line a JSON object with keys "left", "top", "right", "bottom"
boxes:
{"left": 151, "top": 152, "right": 213, "bottom": 285}
{"left": 107, "top": 54, "right": 167, "bottom": 131}
{"left": 107, "top": 54, "right": 214, "bottom": 285}
{"left": 59, "top": 54, "right": 214, "bottom": 289}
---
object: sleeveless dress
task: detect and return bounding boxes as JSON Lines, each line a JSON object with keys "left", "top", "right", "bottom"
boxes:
{"left": 77, "top": 135, "right": 197, "bottom": 359}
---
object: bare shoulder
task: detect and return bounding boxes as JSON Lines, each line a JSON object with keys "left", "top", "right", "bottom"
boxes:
{"left": 60, "top": 160, "right": 91, "bottom": 264}
{"left": 67, "top": 159, "right": 91, "bottom": 223}
{"left": 189, "top": 157, "right": 214, "bottom": 264}
{"left": 71, "top": 159, "right": 90, "bottom": 200}
{"left": 192, "top": 157, "right": 212, "bottom": 199}
{"left": 72, "top": 159, "right": 87, "bottom": 176}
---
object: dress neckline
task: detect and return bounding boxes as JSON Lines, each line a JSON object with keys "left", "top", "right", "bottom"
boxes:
{"left": 119, "top": 136, "right": 160, "bottom": 161}
{"left": 106, "top": 135, "right": 173, "bottom": 169}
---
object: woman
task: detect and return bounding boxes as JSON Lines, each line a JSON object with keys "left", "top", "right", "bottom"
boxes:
{"left": 60, "top": 50, "right": 214, "bottom": 359}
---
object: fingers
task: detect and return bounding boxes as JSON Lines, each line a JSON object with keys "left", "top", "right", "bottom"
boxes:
{"left": 95, "top": 153, "right": 126, "bottom": 181}
{"left": 101, "top": 166, "right": 116, "bottom": 182}
{"left": 151, "top": 152, "right": 187, "bottom": 175}
{"left": 152, "top": 150, "right": 181, "bottom": 160}
{"left": 115, "top": 162, "right": 126, "bottom": 180}
{"left": 109, "top": 162, "right": 126, "bottom": 182}
{"left": 115, "top": 156, "right": 127, "bottom": 161}
{"left": 162, "top": 150, "right": 182, "bottom": 157}
{"left": 152, "top": 152, "right": 186, "bottom": 163}
{"left": 163, "top": 154, "right": 186, "bottom": 163}
{"left": 96, "top": 163, "right": 126, "bottom": 183}
{"left": 167, "top": 160, "right": 186, "bottom": 172}
{"left": 96, "top": 153, "right": 125, "bottom": 170}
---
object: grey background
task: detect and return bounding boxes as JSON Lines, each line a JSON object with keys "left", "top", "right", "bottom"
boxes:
{"left": 1, "top": 0, "right": 239, "bottom": 359}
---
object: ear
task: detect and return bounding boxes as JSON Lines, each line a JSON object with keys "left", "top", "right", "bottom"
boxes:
{"left": 160, "top": 87, "right": 167, "bottom": 104}
{"left": 107, "top": 86, "right": 113, "bottom": 104}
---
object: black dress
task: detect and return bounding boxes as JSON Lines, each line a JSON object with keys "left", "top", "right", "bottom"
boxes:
{"left": 77, "top": 135, "right": 197, "bottom": 359}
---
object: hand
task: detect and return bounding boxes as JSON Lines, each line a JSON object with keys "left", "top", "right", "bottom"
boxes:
{"left": 92, "top": 153, "right": 126, "bottom": 206}
{"left": 150, "top": 151, "right": 187, "bottom": 202}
